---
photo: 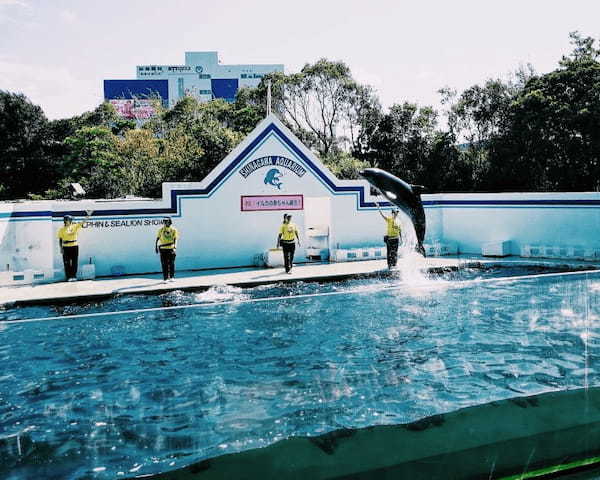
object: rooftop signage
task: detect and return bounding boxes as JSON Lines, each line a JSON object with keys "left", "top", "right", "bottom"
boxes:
{"left": 167, "top": 66, "right": 192, "bottom": 72}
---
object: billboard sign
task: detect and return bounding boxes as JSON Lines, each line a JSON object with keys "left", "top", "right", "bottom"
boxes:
{"left": 109, "top": 99, "right": 157, "bottom": 119}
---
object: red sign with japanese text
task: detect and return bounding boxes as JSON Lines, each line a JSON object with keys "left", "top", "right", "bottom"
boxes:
{"left": 241, "top": 195, "right": 304, "bottom": 212}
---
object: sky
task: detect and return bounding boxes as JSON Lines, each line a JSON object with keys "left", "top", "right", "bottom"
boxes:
{"left": 0, "top": 0, "right": 599, "bottom": 120}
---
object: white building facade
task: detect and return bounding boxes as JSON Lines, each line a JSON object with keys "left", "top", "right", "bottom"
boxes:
{"left": 136, "top": 51, "right": 284, "bottom": 106}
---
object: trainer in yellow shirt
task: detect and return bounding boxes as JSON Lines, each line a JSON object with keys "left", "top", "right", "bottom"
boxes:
{"left": 376, "top": 203, "right": 402, "bottom": 269}
{"left": 385, "top": 215, "right": 401, "bottom": 239}
{"left": 277, "top": 213, "right": 301, "bottom": 273}
{"left": 57, "top": 211, "right": 92, "bottom": 282}
{"left": 155, "top": 217, "right": 179, "bottom": 282}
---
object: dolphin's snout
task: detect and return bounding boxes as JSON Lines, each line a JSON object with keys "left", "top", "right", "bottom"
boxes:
{"left": 359, "top": 168, "right": 378, "bottom": 180}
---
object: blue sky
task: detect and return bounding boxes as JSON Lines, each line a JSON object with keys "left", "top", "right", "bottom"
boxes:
{"left": 0, "top": 0, "right": 598, "bottom": 120}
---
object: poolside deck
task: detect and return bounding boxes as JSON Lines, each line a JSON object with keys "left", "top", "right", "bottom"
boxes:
{"left": 0, "top": 256, "right": 596, "bottom": 306}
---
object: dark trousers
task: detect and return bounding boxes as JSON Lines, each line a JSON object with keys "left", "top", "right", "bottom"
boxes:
{"left": 281, "top": 241, "right": 296, "bottom": 272}
{"left": 159, "top": 249, "right": 176, "bottom": 280}
{"left": 385, "top": 237, "right": 399, "bottom": 268}
{"left": 62, "top": 245, "right": 79, "bottom": 280}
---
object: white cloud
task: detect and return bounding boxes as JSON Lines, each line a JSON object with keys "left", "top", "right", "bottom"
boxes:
{"left": 351, "top": 65, "right": 383, "bottom": 88}
{"left": 59, "top": 9, "right": 77, "bottom": 24}
{"left": 0, "top": 0, "right": 30, "bottom": 7}
{"left": 0, "top": 59, "right": 99, "bottom": 119}
{"left": 0, "top": 0, "right": 32, "bottom": 26}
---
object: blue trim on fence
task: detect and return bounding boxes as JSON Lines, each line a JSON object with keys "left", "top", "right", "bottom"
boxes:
{"left": 0, "top": 211, "right": 53, "bottom": 219}
{"left": 3, "top": 121, "right": 600, "bottom": 222}
{"left": 425, "top": 199, "right": 600, "bottom": 206}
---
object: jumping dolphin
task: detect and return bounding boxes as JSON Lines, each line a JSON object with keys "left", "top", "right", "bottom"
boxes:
{"left": 360, "top": 168, "right": 426, "bottom": 256}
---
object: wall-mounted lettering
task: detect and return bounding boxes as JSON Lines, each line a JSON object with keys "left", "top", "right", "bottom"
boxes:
{"left": 82, "top": 219, "right": 166, "bottom": 228}
{"left": 239, "top": 156, "right": 306, "bottom": 179}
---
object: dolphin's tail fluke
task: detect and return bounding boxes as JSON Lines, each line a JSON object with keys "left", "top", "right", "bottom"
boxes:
{"left": 416, "top": 242, "right": 426, "bottom": 257}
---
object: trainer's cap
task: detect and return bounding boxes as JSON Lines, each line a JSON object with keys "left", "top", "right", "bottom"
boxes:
{"left": 63, "top": 215, "right": 73, "bottom": 221}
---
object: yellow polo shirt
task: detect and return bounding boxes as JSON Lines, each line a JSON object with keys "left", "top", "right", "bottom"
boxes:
{"left": 385, "top": 216, "right": 401, "bottom": 238}
{"left": 57, "top": 223, "right": 83, "bottom": 246}
{"left": 279, "top": 222, "right": 298, "bottom": 242}
{"left": 157, "top": 226, "right": 179, "bottom": 249}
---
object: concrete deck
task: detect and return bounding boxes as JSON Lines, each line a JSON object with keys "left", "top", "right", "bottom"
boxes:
{"left": 1, "top": 256, "right": 597, "bottom": 307}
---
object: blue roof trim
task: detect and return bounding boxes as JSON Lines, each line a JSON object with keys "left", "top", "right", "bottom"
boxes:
{"left": 4, "top": 121, "right": 600, "bottom": 221}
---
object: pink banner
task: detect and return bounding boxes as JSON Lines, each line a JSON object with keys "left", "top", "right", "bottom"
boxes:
{"left": 241, "top": 195, "right": 304, "bottom": 211}
{"left": 109, "top": 99, "right": 157, "bottom": 119}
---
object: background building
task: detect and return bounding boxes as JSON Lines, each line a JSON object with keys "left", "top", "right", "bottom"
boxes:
{"left": 104, "top": 51, "right": 284, "bottom": 118}
{"left": 102, "top": 79, "right": 169, "bottom": 120}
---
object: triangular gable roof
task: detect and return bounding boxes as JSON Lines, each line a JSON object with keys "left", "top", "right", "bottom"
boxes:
{"left": 193, "top": 114, "right": 347, "bottom": 194}
{"left": 42, "top": 114, "right": 385, "bottom": 220}
{"left": 173, "top": 113, "right": 377, "bottom": 206}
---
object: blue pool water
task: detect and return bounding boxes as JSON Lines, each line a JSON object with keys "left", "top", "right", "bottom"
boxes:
{"left": 1, "top": 266, "right": 600, "bottom": 479}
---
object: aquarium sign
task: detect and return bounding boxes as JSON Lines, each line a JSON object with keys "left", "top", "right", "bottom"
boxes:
{"left": 238, "top": 156, "right": 307, "bottom": 178}
{"left": 241, "top": 195, "right": 304, "bottom": 212}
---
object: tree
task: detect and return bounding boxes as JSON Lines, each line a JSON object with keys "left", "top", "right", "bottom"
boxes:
{"left": 0, "top": 91, "right": 51, "bottom": 199}
{"left": 270, "top": 59, "right": 380, "bottom": 157}
{"left": 232, "top": 87, "right": 267, "bottom": 133}
{"left": 59, "top": 126, "right": 121, "bottom": 197}
{"left": 152, "top": 96, "right": 244, "bottom": 183}
{"left": 158, "top": 127, "right": 205, "bottom": 183}
{"left": 323, "top": 151, "right": 370, "bottom": 180}
{"left": 560, "top": 31, "right": 600, "bottom": 67}
{"left": 114, "top": 129, "right": 162, "bottom": 197}
{"left": 422, "top": 132, "right": 474, "bottom": 192}
{"left": 367, "top": 102, "right": 438, "bottom": 180}
{"left": 489, "top": 32, "right": 600, "bottom": 191}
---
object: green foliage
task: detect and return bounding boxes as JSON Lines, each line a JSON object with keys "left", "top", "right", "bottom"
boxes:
{"left": 362, "top": 103, "right": 472, "bottom": 191}
{"left": 323, "top": 152, "right": 370, "bottom": 180}
{"left": 269, "top": 59, "right": 381, "bottom": 156}
{"left": 0, "top": 91, "right": 51, "bottom": 199}
{"left": 367, "top": 102, "right": 438, "bottom": 179}
{"left": 489, "top": 55, "right": 600, "bottom": 191}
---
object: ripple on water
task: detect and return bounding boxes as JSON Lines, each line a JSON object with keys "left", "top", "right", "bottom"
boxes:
{"left": 1, "top": 267, "right": 600, "bottom": 478}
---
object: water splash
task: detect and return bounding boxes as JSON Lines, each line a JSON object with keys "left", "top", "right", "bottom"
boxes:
{"left": 393, "top": 212, "right": 432, "bottom": 286}
{"left": 194, "top": 285, "right": 250, "bottom": 304}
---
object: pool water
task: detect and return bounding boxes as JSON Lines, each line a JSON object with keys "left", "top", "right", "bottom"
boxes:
{"left": 1, "top": 266, "right": 599, "bottom": 479}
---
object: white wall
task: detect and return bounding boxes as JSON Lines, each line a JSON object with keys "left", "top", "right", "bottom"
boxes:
{"left": 432, "top": 192, "right": 600, "bottom": 254}
{"left": 5, "top": 191, "right": 600, "bottom": 281}
{"left": 0, "top": 202, "right": 54, "bottom": 279}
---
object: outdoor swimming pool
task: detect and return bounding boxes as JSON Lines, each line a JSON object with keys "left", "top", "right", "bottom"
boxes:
{"left": 1, "top": 265, "right": 600, "bottom": 479}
